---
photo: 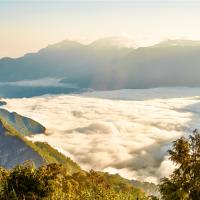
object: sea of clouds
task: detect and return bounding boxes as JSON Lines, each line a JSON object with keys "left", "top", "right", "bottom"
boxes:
{"left": 3, "top": 87, "right": 200, "bottom": 183}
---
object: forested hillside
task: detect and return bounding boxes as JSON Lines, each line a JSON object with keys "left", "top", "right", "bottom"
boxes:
{"left": 0, "top": 107, "right": 153, "bottom": 199}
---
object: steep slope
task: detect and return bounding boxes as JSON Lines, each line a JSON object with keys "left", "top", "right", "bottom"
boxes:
{"left": 0, "top": 108, "right": 80, "bottom": 173}
{"left": 34, "top": 142, "right": 81, "bottom": 175}
{"left": 0, "top": 120, "right": 44, "bottom": 168}
{"left": 0, "top": 108, "right": 45, "bottom": 136}
{"left": 0, "top": 107, "right": 155, "bottom": 197}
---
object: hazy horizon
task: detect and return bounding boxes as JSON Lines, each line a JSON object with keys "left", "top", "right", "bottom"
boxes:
{"left": 2, "top": 36, "right": 200, "bottom": 59}
{"left": 1, "top": 0, "right": 200, "bottom": 58}
{"left": 1, "top": 1, "right": 200, "bottom": 195}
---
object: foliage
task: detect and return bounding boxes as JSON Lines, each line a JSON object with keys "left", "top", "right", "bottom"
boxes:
{"left": 159, "top": 129, "right": 200, "bottom": 200}
{"left": 34, "top": 142, "right": 81, "bottom": 174}
{"left": 0, "top": 108, "right": 45, "bottom": 136}
{"left": 0, "top": 161, "right": 149, "bottom": 200}
{"left": 0, "top": 108, "right": 154, "bottom": 199}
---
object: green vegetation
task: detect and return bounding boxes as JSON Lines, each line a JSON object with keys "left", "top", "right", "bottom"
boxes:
{"left": 3, "top": 107, "right": 200, "bottom": 199}
{"left": 0, "top": 161, "right": 149, "bottom": 200}
{"left": 0, "top": 108, "right": 45, "bottom": 136}
{"left": 159, "top": 129, "right": 200, "bottom": 200}
{"left": 34, "top": 142, "right": 81, "bottom": 174}
{"left": 0, "top": 108, "right": 152, "bottom": 199}
{"left": 0, "top": 109, "right": 80, "bottom": 172}
{"left": 0, "top": 118, "right": 80, "bottom": 172}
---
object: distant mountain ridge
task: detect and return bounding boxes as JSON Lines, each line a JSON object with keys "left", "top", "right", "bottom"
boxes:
{"left": 89, "top": 36, "right": 138, "bottom": 48}
{"left": 1, "top": 38, "right": 200, "bottom": 97}
{"left": 154, "top": 39, "right": 200, "bottom": 47}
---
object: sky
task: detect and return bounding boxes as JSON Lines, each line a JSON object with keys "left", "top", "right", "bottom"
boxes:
{"left": 1, "top": 0, "right": 200, "bottom": 58}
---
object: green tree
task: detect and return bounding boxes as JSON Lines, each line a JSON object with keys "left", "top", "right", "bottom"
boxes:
{"left": 0, "top": 161, "right": 148, "bottom": 200}
{"left": 0, "top": 161, "right": 67, "bottom": 200}
{"left": 159, "top": 129, "right": 200, "bottom": 200}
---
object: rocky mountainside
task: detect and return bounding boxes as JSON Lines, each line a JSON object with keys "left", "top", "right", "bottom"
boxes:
{"left": 0, "top": 108, "right": 45, "bottom": 136}
{"left": 0, "top": 108, "right": 80, "bottom": 174}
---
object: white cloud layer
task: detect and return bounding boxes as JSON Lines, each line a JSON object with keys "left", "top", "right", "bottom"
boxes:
{"left": 3, "top": 87, "right": 200, "bottom": 183}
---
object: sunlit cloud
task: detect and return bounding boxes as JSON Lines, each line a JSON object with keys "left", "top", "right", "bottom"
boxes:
{"left": 3, "top": 88, "right": 200, "bottom": 183}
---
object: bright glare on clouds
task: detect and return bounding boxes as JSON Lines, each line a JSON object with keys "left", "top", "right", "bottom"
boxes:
{"left": 3, "top": 88, "right": 200, "bottom": 183}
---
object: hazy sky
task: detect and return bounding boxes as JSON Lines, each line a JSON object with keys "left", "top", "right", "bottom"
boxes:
{"left": 1, "top": 0, "right": 200, "bottom": 58}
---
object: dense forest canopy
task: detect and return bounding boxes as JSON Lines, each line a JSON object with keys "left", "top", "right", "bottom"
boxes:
{"left": 1, "top": 130, "right": 199, "bottom": 199}
{"left": 0, "top": 161, "right": 149, "bottom": 200}
{"left": 159, "top": 130, "right": 200, "bottom": 200}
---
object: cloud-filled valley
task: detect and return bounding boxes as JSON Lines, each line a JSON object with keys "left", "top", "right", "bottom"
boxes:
{"left": 3, "top": 88, "right": 200, "bottom": 183}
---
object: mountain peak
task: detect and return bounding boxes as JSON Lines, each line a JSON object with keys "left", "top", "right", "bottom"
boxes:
{"left": 89, "top": 37, "right": 138, "bottom": 49}
{"left": 154, "top": 39, "right": 200, "bottom": 47}
{"left": 38, "top": 40, "right": 83, "bottom": 54}
{"left": 49, "top": 40, "right": 82, "bottom": 48}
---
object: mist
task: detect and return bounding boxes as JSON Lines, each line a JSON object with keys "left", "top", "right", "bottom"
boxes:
{"left": 3, "top": 88, "right": 200, "bottom": 183}
{"left": 0, "top": 78, "right": 77, "bottom": 88}
{"left": 2, "top": 39, "right": 200, "bottom": 99}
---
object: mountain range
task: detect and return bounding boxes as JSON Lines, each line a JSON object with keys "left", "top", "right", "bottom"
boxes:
{"left": 1, "top": 38, "right": 200, "bottom": 97}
